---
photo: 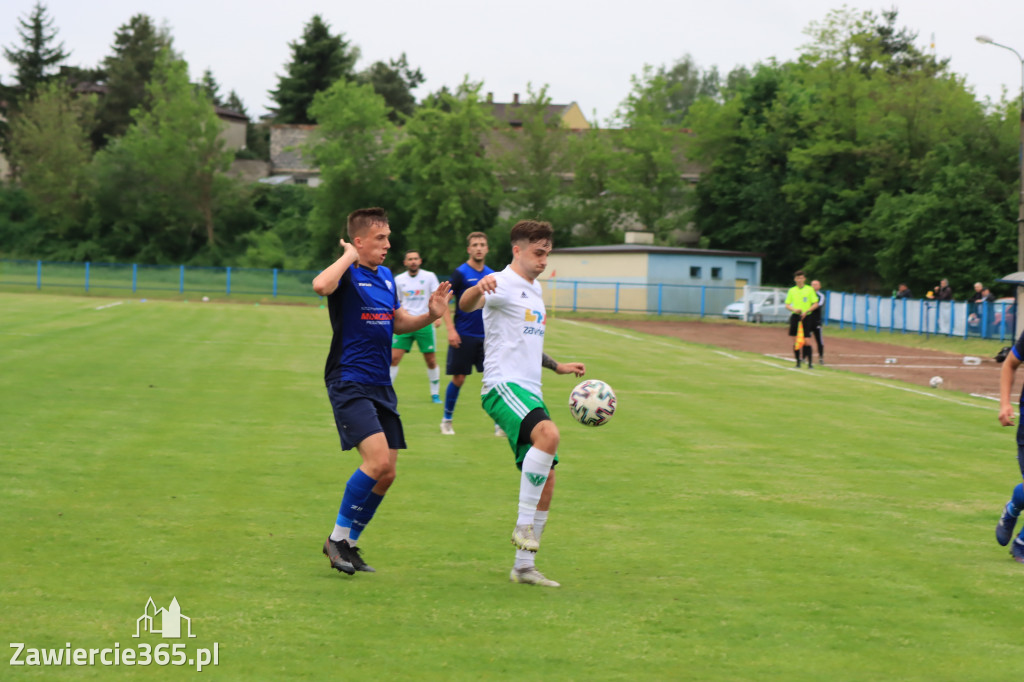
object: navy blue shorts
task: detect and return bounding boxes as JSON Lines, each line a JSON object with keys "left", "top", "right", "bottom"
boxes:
{"left": 326, "top": 381, "right": 406, "bottom": 451}
{"left": 447, "top": 335, "right": 485, "bottom": 376}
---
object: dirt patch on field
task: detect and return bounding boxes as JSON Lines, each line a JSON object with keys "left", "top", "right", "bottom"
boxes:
{"left": 581, "top": 318, "right": 1005, "bottom": 400}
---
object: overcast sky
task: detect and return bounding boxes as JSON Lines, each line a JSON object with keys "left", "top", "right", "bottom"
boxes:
{"left": 3, "top": 0, "right": 1023, "bottom": 123}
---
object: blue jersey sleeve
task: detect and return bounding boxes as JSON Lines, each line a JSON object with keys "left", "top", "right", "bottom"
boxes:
{"left": 1013, "top": 330, "right": 1024, "bottom": 363}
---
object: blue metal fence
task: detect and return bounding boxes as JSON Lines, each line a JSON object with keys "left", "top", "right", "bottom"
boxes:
{"left": 1, "top": 259, "right": 1015, "bottom": 341}
{"left": 0, "top": 259, "right": 320, "bottom": 299}
{"left": 823, "top": 291, "right": 1015, "bottom": 341}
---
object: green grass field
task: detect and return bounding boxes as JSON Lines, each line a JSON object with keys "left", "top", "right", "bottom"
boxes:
{"left": 2, "top": 292, "right": 1021, "bottom": 680}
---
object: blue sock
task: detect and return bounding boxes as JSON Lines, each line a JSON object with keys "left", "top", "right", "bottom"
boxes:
{"left": 335, "top": 469, "right": 377, "bottom": 529}
{"left": 444, "top": 381, "right": 461, "bottom": 420}
{"left": 1010, "top": 483, "right": 1024, "bottom": 517}
{"left": 350, "top": 492, "right": 385, "bottom": 541}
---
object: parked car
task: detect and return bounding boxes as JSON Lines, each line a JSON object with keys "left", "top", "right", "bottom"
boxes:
{"left": 722, "top": 291, "right": 789, "bottom": 323}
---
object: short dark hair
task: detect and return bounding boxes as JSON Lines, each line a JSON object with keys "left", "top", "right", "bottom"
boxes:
{"left": 794, "top": 269, "right": 805, "bottom": 277}
{"left": 510, "top": 220, "right": 553, "bottom": 246}
{"left": 404, "top": 249, "right": 421, "bottom": 258}
{"left": 346, "top": 207, "right": 388, "bottom": 240}
{"left": 466, "top": 231, "right": 488, "bottom": 245}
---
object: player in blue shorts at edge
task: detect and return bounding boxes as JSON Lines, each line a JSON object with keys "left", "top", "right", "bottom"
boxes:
{"left": 313, "top": 207, "right": 452, "bottom": 575}
{"left": 996, "top": 329, "right": 1024, "bottom": 562}
{"left": 441, "top": 231, "right": 501, "bottom": 436}
{"left": 459, "top": 219, "right": 585, "bottom": 587}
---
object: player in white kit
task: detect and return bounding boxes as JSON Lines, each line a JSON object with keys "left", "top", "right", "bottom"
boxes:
{"left": 459, "top": 220, "right": 585, "bottom": 587}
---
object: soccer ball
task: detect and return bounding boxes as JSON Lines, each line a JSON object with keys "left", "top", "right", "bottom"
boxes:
{"left": 929, "top": 376, "right": 943, "bottom": 388}
{"left": 568, "top": 379, "right": 616, "bottom": 427}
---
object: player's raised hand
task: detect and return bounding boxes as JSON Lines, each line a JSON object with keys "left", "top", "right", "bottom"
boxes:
{"left": 339, "top": 238, "right": 356, "bottom": 257}
{"left": 428, "top": 281, "right": 453, "bottom": 319}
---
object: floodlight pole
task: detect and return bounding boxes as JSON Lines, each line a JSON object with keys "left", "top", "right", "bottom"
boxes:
{"left": 977, "top": 35, "right": 1024, "bottom": 271}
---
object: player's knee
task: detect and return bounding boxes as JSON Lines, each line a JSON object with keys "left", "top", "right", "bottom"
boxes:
{"left": 452, "top": 375, "right": 466, "bottom": 387}
{"left": 365, "top": 458, "right": 395, "bottom": 482}
{"left": 376, "top": 466, "right": 397, "bottom": 489}
{"left": 531, "top": 419, "right": 560, "bottom": 453}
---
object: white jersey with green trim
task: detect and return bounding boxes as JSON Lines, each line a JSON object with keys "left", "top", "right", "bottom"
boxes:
{"left": 394, "top": 269, "right": 439, "bottom": 316}
{"left": 481, "top": 265, "right": 547, "bottom": 397}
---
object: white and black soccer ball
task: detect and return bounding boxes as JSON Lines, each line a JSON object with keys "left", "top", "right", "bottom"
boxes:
{"left": 568, "top": 379, "right": 617, "bottom": 427}
{"left": 929, "top": 376, "right": 944, "bottom": 388}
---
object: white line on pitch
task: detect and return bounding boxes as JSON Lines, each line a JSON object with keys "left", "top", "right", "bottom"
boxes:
{"left": 558, "top": 319, "right": 684, "bottom": 350}
{"left": 94, "top": 301, "right": 124, "bottom": 310}
{"left": 844, "top": 375, "right": 990, "bottom": 409}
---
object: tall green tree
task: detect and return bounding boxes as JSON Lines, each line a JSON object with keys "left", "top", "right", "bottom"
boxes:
{"left": 687, "top": 62, "right": 807, "bottom": 281}
{"left": 686, "top": 7, "right": 1011, "bottom": 291}
{"left": 90, "top": 51, "right": 234, "bottom": 262}
{"left": 7, "top": 81, "right": 94, "bottom": 244}
{"left": 391, "top": 80, "right": 502, "bottom": 271}
{"left": 305, "top": 78, "right": 396, "bottom": 265}
{"left": 358, "top": 53, "right": 424, "bottom": 123}
{"left": 610, "top": 69, "right": 692, "bottom": 241}
{"left": 495, "top": 84, "right": 570, "bottom": 238}
{"left": 656, "top": 56, "right": 720, "bottom": 125}
{"left": 269, "top": 15, "right": 358, "bottom": 124}
{"left": 93, "top": 14, "right": 175, "bottom": 147}
{"left": 565, "top": 125, "right": 622, "bottom": 245}
{"left": 868, "top": 143, "right": 1014, "bottom": 292}
{"left": 3, "top": 2, "right": 68, "bottom": 96}
{"left": 198, "top": 68, "right": 223, "bottom": 106}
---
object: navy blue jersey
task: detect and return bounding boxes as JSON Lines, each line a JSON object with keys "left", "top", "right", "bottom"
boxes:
{"left": 1014, "top": 331, "right": 1024, "bottom": 444}
{"left": 451, "top": 262, "right": 494, "bottom": 338}
{"left": 324, "top": 264, "right": 400, "bottom": 385}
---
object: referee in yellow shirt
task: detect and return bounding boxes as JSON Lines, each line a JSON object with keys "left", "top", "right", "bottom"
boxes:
{"left": 784, "top": 270, "right": 820, "bottom": 368}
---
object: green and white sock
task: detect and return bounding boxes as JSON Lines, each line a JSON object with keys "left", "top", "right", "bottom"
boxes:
{"left": 516, "top": 448, "right": 554, "bottom": 527}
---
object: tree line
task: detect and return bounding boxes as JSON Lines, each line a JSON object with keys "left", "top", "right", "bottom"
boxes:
{"left": 0, "top": 4, "right": 1019, "bottom": 295}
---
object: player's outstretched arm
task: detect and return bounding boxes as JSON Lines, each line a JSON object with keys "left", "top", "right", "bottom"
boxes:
{"left": 459, "top": 273, "right": 497, "bottom": 312}
{"left": 542, "top": 353, "right": 585, "bottom": 377}
{"left": 394, "top": 282, "right": 452, "bottom": 335}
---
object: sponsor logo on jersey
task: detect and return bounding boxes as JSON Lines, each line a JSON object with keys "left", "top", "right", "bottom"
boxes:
{"left": 361, "top": 312, "right": 394, "bottom": 321}
{"left": 524, "top": 309, "right": 545, "bottom": 325}
{"left": 358, "top": 282, "right": 372, "bottom": 287}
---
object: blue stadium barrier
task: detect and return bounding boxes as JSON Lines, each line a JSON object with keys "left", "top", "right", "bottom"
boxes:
{"left": 1, "top": 259, "right": 1015, "bottom": 341}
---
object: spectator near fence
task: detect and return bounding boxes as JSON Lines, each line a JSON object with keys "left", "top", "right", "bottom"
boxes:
{"left": 895, "top": 283, "right": 913, "bottom": 299}
{"left": 934, "top": 278, "right": 953, "bottom": 301}
{"left": 969, "top": 282, "right": 985, "bottom": 308}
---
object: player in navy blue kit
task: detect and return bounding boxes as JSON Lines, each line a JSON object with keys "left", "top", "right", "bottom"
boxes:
{"left": 997, "top": 329, "right": 1024, "bottom": 561}
{"left": 313, "top": 207, "right": 451, "bottom": 575}
{"left": 441, "top": 231, "right": 498, "bottom": 436}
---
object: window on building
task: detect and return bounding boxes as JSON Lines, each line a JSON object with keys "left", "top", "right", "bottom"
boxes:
{"left": 711, "top": 267, "right": 722, "bottom": 280}
{"left": 690, "top": 266, "right": 702, "bottom": 279}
